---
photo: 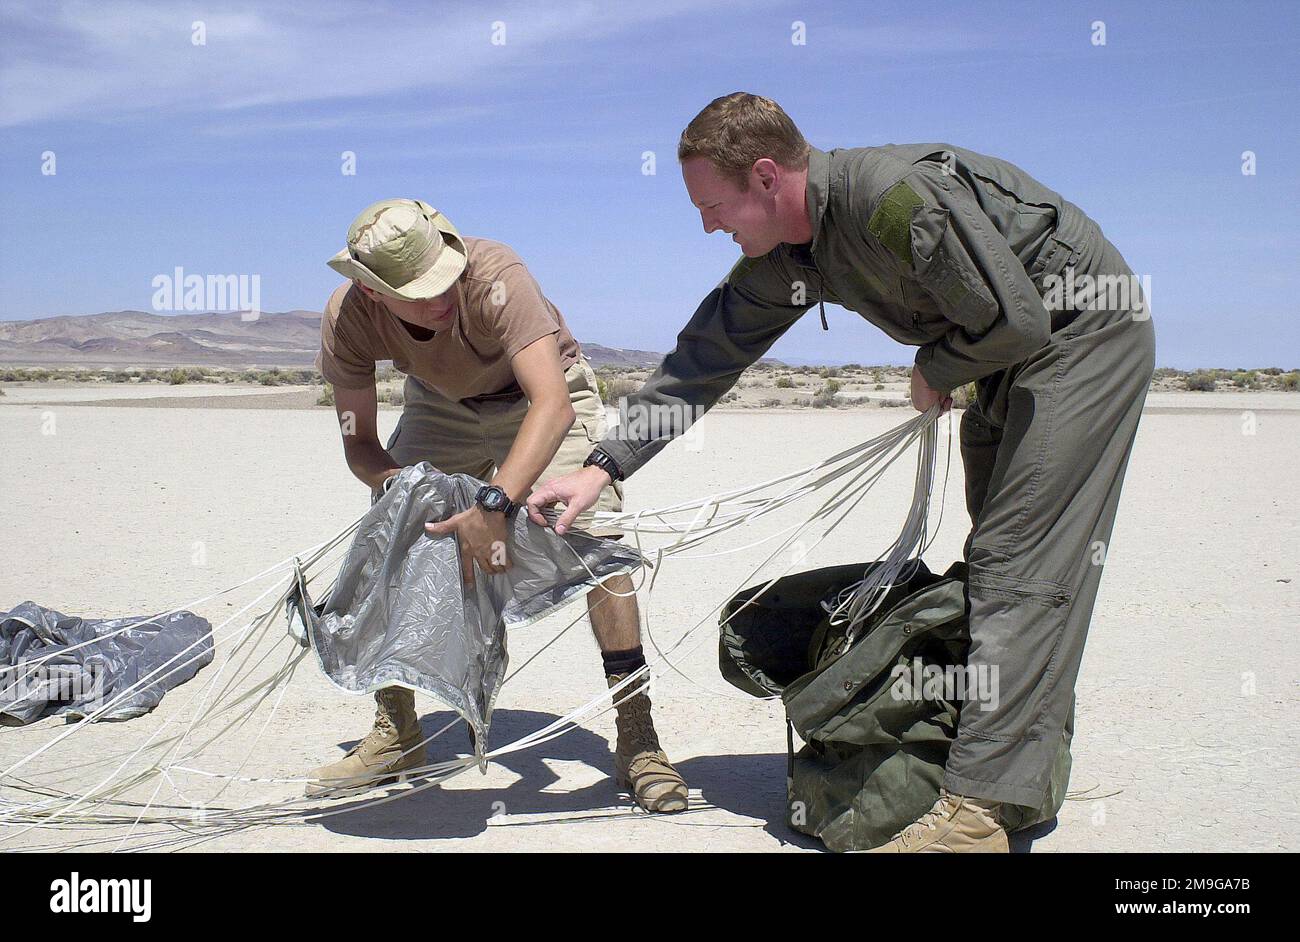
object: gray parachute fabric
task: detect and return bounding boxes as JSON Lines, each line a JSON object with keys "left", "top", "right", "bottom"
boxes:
{"left": 0, "top": 603, "right": 214, "bottom": 725}
{"left": 301, "top": 463, "right": 643, "bottom": 765}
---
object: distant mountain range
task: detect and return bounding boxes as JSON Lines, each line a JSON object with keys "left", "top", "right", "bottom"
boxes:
{"left": 0, "top": 310, "right": 675, "bottom": 370}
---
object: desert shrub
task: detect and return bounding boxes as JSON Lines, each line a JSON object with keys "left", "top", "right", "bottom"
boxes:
{"left": 811, "top": 381, "right": 840, "bottom": 409}
{"left": 1231, "top": 371, "right": 1257, "bottom": 389}
{"left": 880, "top": 398, "right": 910, "bottom": 408}
{"left": 819, "top": 366, "right": 841, "bottom": 379}
{"left": 316, "top": 385, "right": 335, "bottom": 406}
{"left": 1280, "top": 372, "right": 1300, "bottom": 391}
{"left": 775, "top": 376, "right": 795, "bottom": 388}
{"left": 950, "top": 382, "right": 978, "bottom": 410}
{"left": 259, "top": 373, "right": 280, "bottom": 386}
{"left": 759, "top": 397, "right": 782, "bottom": 407}
{"left": 874, "top": 383, "right": 885, "bottom": 390}
{"left": 719, "top": 391, "right": 740, "bottom": 403}
{"left": 600, "top": 377, "right": 639, "bottom": 405}
{"left": 1185, "top": 371, "right": 1216, "bottom": 392}
{"left": 384, "top": 386, "right": 405, "bottom": 406}
{"left": 167, "top": 368, "right": 190, "bottom": 385}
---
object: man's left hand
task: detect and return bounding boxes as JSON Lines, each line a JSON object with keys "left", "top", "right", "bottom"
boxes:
{"left": 425, "top": 506, "right": 511, "bottom": 587}
{"left": 910, "top": 367, "right": 953, "bottom": 414}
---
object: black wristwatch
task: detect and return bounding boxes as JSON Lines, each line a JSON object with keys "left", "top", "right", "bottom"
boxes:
{"left": 475, "top": 484, "right": 519, "bottom": 516}
{"left": 583, "top": 448, "right": 624, "bottom": 483}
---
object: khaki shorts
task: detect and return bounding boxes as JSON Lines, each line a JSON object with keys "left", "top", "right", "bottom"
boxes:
{"left": 385, "top": 356, "right": 624, "bottom": 537}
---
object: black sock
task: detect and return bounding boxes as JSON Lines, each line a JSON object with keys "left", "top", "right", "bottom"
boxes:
{"left": 602, "top": 645, "right": 645, "bottom": 678}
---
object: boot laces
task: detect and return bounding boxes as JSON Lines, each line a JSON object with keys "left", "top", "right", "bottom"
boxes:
{"left": 894, "top": 792, "right": 959, "bottom": 846}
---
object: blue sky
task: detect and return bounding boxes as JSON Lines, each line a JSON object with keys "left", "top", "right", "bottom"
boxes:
{"left": 1, "top": 0, "right": 1296, "bottom": 368}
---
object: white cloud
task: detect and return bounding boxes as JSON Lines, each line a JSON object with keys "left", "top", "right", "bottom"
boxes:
{"left": 0, "top": 0, "right": 735, "bottom": 127}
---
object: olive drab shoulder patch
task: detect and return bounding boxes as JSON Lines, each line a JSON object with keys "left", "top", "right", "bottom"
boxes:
{"left": 867, "top": 181, "right": 924, "bottom": 265}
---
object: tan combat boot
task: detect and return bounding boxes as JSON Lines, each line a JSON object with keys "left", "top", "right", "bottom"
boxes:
{"left": 305, "top": 687, "right": 426, "bottom": 798}
{"left": 866, "top": 788, "right": 1009, "bottom": 853}
{"left": 608, "top": 673, "right": 688, "bottom": 813}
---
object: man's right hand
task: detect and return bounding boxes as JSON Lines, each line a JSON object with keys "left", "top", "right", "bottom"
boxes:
{"left": 526, "top": 465, "right": 610, "bottom": 535}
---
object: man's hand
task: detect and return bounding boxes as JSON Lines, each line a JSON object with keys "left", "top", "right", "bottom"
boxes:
{"left": 910, "top": 367, "right": 953, "bottom": 414}
{"left": 425, "top": 506, "right": 511, "bottom": 587}
{"left": 526, "top": 465, "right": 610, "bottom": 536}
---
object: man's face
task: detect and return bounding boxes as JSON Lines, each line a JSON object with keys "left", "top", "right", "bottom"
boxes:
{"left": 682, "top": 156, "right": 783, "bottom": 257}
{"left": 359, "top": 283, "right": 457, "bottom": 330}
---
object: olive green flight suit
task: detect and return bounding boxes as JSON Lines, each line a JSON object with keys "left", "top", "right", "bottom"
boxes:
{"left": 596, "top": 145, "right": 1155, "bottom": 812}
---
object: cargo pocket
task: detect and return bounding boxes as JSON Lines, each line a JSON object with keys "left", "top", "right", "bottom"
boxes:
{"left": 571, "top": 359, "right": 610, "bottom": 444}
{"left": 966, "top": 567, "right": 1073, "bottom": 608}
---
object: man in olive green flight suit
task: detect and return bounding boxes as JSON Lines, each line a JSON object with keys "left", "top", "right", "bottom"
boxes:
{"left": 529, "top": 93, "right": 1155, "bottom": 852}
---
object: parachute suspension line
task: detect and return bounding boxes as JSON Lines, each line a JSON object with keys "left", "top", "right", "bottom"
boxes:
{"left": 0, "top": 510, "right": 364, "bottom": 703}
{"left": 0, "top": 539, "right": 641, "bottom": 832}
{"left": 0, "top": 526, "right": 362, "bottom": 832}
{"left": 0, "top": 409, "right": 949, "bottom": 843}
{"left": 649, "top": 407, "right": 943, "bottom": 674}
{"left": 823, "top": 406, "right": 945, "bottom": 640}
{"left": 562, "top": 407, "right": 948, "bottom": 700}
{"left": 0, "top": 575, "right": 310, "bottom": 840}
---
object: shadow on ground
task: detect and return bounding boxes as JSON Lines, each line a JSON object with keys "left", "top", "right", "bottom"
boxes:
{"left": 310, "top": 708, "right": 1051, "bottom": 852}
{"left": 310, "top": 708, "right": 820, "bottom": 847}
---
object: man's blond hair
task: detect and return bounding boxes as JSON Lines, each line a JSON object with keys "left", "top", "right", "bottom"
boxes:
{"left": 677, "top": 92, "right": 810, "bottom": 188}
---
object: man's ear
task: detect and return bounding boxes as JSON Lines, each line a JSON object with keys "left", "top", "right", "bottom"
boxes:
{"left": 752, "top": 157, "right": 780, "bottom": 193}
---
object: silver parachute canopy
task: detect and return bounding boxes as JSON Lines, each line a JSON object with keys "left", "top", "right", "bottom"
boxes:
{"left": 296, "top": 464, "right": 643, "bottom": 765}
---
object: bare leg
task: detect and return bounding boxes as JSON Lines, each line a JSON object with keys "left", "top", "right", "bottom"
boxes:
{"left": 585, "top": 572, "right": 640, "bottom": 651}
{"left": 584, "top": 572, "right": 687, "bottom": 812}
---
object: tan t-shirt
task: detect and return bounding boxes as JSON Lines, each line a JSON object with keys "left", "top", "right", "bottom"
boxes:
{"left": 316, "top": 237, "right": 580, "bottom": 400}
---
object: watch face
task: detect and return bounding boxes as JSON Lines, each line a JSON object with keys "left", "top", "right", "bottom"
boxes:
{"left": 479, "top": 487, "right": 506, "bottom": 511}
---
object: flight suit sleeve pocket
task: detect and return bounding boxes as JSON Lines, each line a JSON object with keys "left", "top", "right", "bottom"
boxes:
{"left": 908, "top": 202, "right": 1000, "bottom": 335}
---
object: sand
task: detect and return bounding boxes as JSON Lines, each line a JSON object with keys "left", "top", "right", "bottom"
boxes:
{"left": 0, "top": 385, "right": 1296, "bottom": 852}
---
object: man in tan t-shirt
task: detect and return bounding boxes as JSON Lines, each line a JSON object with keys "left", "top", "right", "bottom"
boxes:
{"left": 304, "top": 199, "right": 687, "bottom": 813}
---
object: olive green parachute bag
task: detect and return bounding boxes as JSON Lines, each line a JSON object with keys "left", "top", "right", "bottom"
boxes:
{"left": 719, "top": 559, "right": 1071, "bottom": 852}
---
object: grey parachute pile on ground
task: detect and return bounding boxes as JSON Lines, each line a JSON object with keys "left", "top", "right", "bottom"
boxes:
{"left": 1, "top": 603, "right": 213, "bottom": 726}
